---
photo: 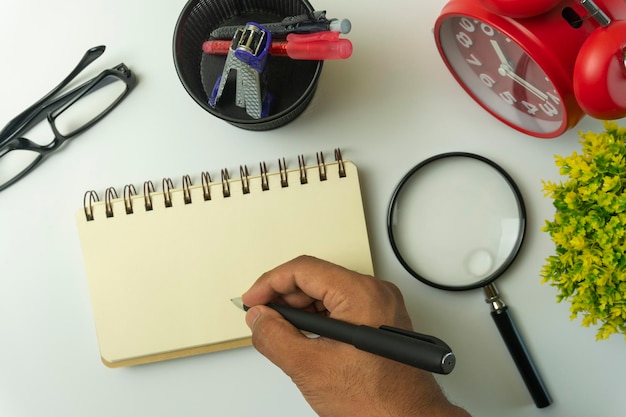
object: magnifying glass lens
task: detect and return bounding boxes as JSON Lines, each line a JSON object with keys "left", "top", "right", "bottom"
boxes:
{"left": 389, "top": 155, "right": 523, "bottom": 288}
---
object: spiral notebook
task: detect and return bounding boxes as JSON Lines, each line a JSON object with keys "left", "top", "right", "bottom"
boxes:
{"left": 76, "top": 150, "right": 373, "bottom": 367}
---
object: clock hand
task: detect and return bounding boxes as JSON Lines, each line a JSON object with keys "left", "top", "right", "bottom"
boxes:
{"left": 490, "top": 39, "right": 509, "bottom": 66}
{"left": 498, "top": 64, "right": 548, "bottom": 101}
{"left": 490, "top": 39, "right": 549, "bottom": 101}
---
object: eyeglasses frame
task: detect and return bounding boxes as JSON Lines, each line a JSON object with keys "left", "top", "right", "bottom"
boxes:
{"left": 0, "top": 46, "right": 137, "bottom": 191}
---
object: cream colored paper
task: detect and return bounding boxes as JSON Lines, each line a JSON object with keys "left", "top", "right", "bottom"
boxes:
{"left": 76, "top": 160, "right": 373, "bottom": 367}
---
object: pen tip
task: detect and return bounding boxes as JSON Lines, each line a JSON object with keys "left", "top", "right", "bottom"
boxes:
{"left": 231, "top": 297, "right": 246, "bottom": 311}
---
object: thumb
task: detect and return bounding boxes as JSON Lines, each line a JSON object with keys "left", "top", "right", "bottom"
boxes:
{"left": 246, "top": 306, "right": 323, "bottom": 375}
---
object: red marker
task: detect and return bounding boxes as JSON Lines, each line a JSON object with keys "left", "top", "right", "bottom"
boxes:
{"left": 202, "top": 31, "right": 352, "bottom": 60}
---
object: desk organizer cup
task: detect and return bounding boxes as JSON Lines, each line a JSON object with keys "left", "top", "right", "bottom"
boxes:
{"left": 173, "top": 0, "right": 323, "bottom": 130}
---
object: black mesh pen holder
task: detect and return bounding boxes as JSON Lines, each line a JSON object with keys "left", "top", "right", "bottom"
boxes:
{"left": 173, "top": 0, "right": 324, "bottom": 130}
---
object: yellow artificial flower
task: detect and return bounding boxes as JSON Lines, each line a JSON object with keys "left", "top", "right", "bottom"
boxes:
{"left": 602, "top": 176, "right": 621, "bottom": 193}
{"left": 541, "top": 122, "right": 626, "bottom": 341}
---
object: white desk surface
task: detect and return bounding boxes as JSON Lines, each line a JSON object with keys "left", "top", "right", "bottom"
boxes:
{"left": 1, "top": 1, "right": 624, "bottom": 416}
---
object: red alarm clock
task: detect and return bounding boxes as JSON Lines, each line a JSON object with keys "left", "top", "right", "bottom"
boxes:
{"left": 434, "top": 0, "right": 626, "bottom": 138}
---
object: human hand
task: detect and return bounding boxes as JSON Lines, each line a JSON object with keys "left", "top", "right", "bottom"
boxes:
{"left": 242, "top": 255, "right": 470, "bottom": 417}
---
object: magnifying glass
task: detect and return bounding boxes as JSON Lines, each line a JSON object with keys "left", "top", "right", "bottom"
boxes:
{"left": 387, "top": 152, "right": 551, "bottom": 409}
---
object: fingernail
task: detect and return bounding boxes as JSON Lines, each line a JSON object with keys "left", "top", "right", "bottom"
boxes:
{"left": 245, "top": 306, "right": 262, "bottom": 330}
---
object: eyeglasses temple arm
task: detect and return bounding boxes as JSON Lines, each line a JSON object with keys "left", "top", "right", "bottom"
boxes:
{"left": 0, "top": 46, "right": 106, "bottom": 140}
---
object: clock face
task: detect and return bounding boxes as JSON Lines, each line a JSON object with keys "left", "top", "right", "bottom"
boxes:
{"left": 436, "top": 16, "right": 566, "bottom": 136}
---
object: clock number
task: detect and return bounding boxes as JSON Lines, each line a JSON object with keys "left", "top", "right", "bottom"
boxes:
{"left": 547, "top": 91, "right": 560, "bottom": 105}
{"left": 456, "top": 19, "right": 495, "bottom": 48}
{"left": 458, "top": 19, "right": 495, "bottom": 37}
{"left": 480, "top": 24, "right": 495, "bottom": 37}
{"left": 500, "top": 91, "right": 517, "bottom": 105}
{"left": 480, "top": 73, "right": 495, "bottom": 88}
{"left": 540, "top": 101, "right": 559, "bottom": 116}
{"left": 522, "top": 101, "right": 540, "bottom": 115}
{"left": 466, "top": 54, "right": 482, "bottom": 66}
{"left": 456, "top": 31, "right": 473, "bottom": 48}
{"left": 522, "top": 101, "right": 559, "bottom": 117}
{"left": 459, "top": 18, "right": 475, "bottom": 32}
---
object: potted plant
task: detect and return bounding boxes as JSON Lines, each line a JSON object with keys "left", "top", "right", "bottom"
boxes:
{"left": 541, "top": 121, "right": 626, "bottom": 341}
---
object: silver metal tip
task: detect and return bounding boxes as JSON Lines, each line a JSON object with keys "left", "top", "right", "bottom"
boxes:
{"left": 231, "top": 297, "right": 245, "bottom": 311}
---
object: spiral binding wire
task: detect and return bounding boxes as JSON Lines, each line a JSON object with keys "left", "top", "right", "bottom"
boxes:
{"left": 163, "top": 178, "right": 174, "bottom": 208}
{"left": 298, "top": 155, "right": 308, "bottom": 184}
{"left": 240, "top": 165, "right": 250, "bottom": 194}
{"left": 201, "top": 172, "right": 212, "bottom": 201}
{"left": 144, "top": 181, "right": 156, "bottom": 211}
{"left": 335, "top": 148, "right": 346, "bottom": 178}
{"left": 83, "top": 190, "right": 99, "bottom": 221}
{"left": 260, "top": 162, "right": 269, "bottom": 191}
{"left": 278, "top": 157, "right": 288, "bottom": 188}
{"left": 182, "top": 175, "right": 193, "bottom": 204}
{"left": 83, "top": 149, "right": 346, "bottom": 221}
{"left": 317, "top": 151, "right": 327, "bottom": 181}
{"left": 221, "top": 169, "right": 231, "bottom": 198}
{"left": 123, "top": 184, "right": 137, "bottom": 214}
{"left": 104, "top": 187, "right": 119, "bottom": 218}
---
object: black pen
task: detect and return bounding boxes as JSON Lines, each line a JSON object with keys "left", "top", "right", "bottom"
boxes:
{"left": 231, "top": 298, "right": 456, "bottom": 374}
{"left": 209, "top": 11, "right": 351, "bottom": 40}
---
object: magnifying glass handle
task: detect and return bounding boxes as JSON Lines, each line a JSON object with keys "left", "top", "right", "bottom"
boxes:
{"left": 485, "top": 284, "right": 552, "bottom": 408}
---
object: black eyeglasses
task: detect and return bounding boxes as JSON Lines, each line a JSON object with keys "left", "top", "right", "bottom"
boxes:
{"left": 0, "top": 45, "right": 137, "bottom": 192}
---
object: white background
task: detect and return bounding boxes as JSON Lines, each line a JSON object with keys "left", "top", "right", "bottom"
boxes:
{"left": 1, "top": 1, "right": 624, "bottom": 416}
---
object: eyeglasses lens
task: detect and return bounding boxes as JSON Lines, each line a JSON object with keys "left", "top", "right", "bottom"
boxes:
{"left": 54, "top": 74, "right": 128, "bottom": 137}
{"left": 0, "top": 149, "right": 41, "bottom": 188}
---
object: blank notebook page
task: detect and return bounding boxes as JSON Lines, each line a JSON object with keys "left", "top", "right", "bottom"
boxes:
{"left": 75, "top": 158, "right": 373, "bottom": 367}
